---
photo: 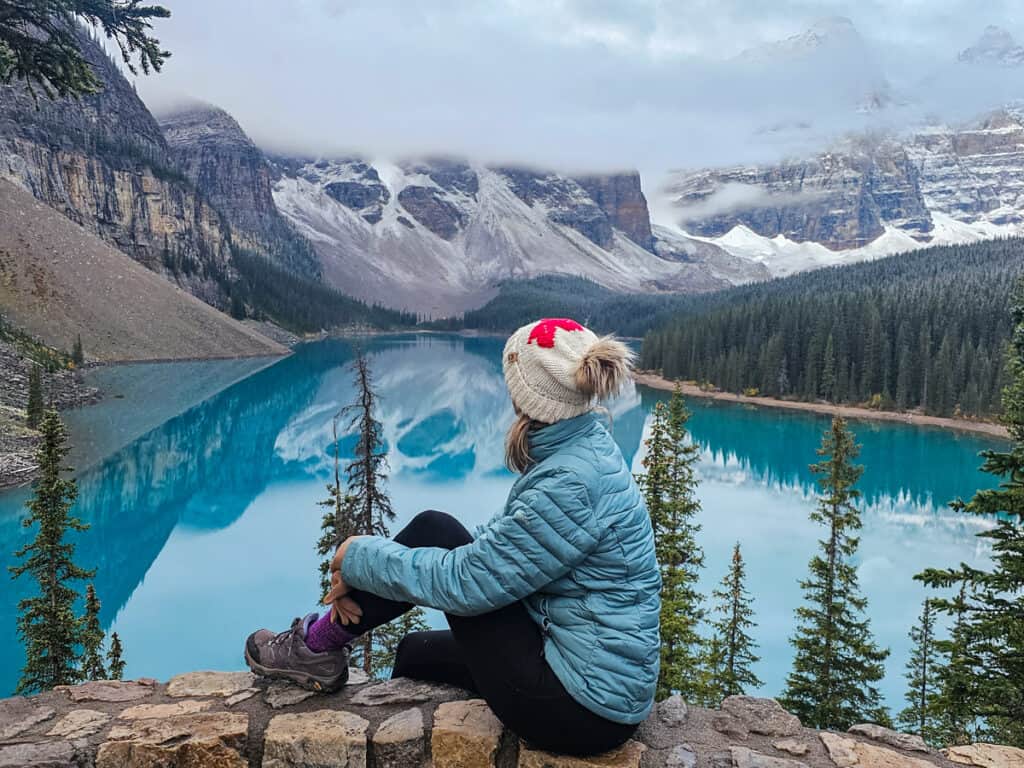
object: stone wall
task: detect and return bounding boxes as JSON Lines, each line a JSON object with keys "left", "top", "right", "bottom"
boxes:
{"left": 1, "top": 671, "right": 1021, "bottom": 768}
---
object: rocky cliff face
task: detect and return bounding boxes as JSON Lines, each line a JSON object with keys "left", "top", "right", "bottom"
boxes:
{"left": 0, "top": 30, "right": 239, "bottom": 307}
{"left": 158, "top": 105, "right": 321, "bottom": 279}
{"left": 271, "top": 157, "right": 743, "bottom": 314}
{"left": 3, "top": 673, "right": 1023, "bottom": 768}
{"left": 662, "top": 107, "right": 1024, "bottom": 266}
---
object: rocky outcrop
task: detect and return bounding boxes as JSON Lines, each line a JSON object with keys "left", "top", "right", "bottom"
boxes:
{"left": 958, "top": 27, "right": 1024, "bottom": 67}
{"left": 158, "top": 105, "right": 321, "bottom": 278}
{"left": 0, "top": 29, "right": 238, "bottom": 307}
{"left": 397, "top": 185, "right": 468, "bottom": 240}
{"left": 664, "top": 107, "right": 1024, "bottom": 253}
{"left": 3, "top": 675, "right": 1017, "bottom": 768}
{"left": 576, "top": 172, "right": 656, "bottom": 252}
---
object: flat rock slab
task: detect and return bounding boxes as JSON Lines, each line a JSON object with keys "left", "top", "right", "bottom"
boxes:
{"left": 519, "top": 740, "right": 646, "bottom": 767}
{"left": 119, "top": 699, "right": 213, "bottom": 720}
{"left": 820, "top": 732, "right": 936, "bottom": 768}
{"left": 773, "top": 739, "right": 810, "bottom": 757}
{"left": 0, "top": 697, "right": 55, "bottom": 740}
{"left": 721, "top": 697, "right": 801, "bottom": 737}
{"left": 262, "top": 709, "right": 369, "bottom": 768}
{"left": 97, "top": 712, "right": 249, "bottom": 768}
{"left": 0, "top": 740, "right": 79, "bottom": 768}
{"left": 47, "top": 708, "right": 110, "bottom": 738}
{"left": 59, "top": 679, "right": 155, "bottom": 703}
{"left": 350, "top": 677, "right": 468, "bottom": 707}
{"left": 668, "top": 744, "right": 698, "bottom": 768}
{"left": 729, "top": 746, "right": 807, "bottom": 768}
{"left": 264, "top": 680, "right": 317, "bottom": 709}
{"left": 373, "top": 708, "right": 426, "bottom": 768}
{"left": 225, "top": 689, "right": 259, "bottom": 707}
{"left": 432, "top": 699, "right": 504, "bottom": 768}
{"left": 849, "top": 725, "right": 929, "bottom": 754}
{"left": 166, "top": 670, "right": 256, "bottom": 698}
{"left": 346, "top": 668, "right": 371, "bottom": 686}
{"left": 945, "top": 745, "right": 1024, "bottom": 768}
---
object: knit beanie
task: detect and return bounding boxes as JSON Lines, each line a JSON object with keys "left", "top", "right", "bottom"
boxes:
{"left": 502, "top": 318, "right": 634, "bottom": 424}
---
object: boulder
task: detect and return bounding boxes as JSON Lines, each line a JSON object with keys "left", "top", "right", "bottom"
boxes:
{"left": 721, "top": 696, "right": 801, "bottom": 737}
{"left": 349, "top": 677, "right": 467, "bottom": 707}
{"left": 944, "top": 744, "right": 1024, "bottom": 768}
{"left": 0, "top": 740, "right": 81, "bottom": 768}
{"left": 262, "top": 709, "right": 370, "bottom": 768}
{"left": 848, "top": 724, "right": 929, "bottom": 754}
{"left": 432, "top": 699, "right": 504, "bottom": 768}
{"left": 59, "top": 679, "right": 155, "bottom": 703}
{"left": 729, "top": 746, "right": 808, "bottom": 768}
{"left": 46, "top": 708, "right": 110, "bottom": 738}
{"left": 0, "top": 697, "right": 55, "bottom": 740}
{"left": 820, "top": 732, "right": 936, "bottom": 768}
{"left": 638, "top": 693, "right": 689, "bottom": 748}
{"left": 166, "top": 670, "right": 256, "bottom": 698}
{"left": 373, "top": 707, "right": 426, "bottom": 768}
{"left": 96, "top": 712, "right": 249, "bottom": 768}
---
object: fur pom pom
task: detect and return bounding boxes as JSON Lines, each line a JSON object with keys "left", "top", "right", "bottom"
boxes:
{"left": 574, "top": 336, "right": 635, "bottom": 400}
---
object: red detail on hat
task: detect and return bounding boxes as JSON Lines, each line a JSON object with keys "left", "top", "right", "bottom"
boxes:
{"left": 527, "top": 318, "right": 584, "bottom": 349}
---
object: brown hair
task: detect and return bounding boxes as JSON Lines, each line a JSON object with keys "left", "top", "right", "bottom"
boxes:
{"left": 505, "top": 411, "right": 545, "bottom": 474}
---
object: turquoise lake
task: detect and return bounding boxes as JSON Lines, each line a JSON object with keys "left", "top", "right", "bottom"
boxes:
{"left": 0, "top": 334, "right": 1002, "bottom": 706}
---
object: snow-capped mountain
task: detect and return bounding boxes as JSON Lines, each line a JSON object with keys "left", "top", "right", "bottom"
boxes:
{"left": 657, "top": 104, "right": 1024, "bottom": 277}
{"left": 958, "top": 25, "right": 1024, "bottom": 67}
{"left": 735, "top": 17, "right": 893, "bottom": 114}
{"left": 269, "top": 156, "right": 756, "bottom": 315}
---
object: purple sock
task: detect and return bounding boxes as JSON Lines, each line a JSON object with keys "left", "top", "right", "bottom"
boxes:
{"left": 304, "top": 611, "right": 356, "bottom": 653}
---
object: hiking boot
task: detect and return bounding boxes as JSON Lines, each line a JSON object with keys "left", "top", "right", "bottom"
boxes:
{"left": 244, "top": 614, "right": 350, "bottom": 692}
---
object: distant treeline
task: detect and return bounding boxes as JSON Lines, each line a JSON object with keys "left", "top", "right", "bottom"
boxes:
{"left": 429, "top": 275, "right": 695, "bottom": 337}
{"left": 230, "top": 248, "right": 416, "bottom": 333}
{"left": 641, "top": 238, "right": 1024, "bottom": 418}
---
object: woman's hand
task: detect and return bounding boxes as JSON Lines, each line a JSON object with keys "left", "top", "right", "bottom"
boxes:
{"left": 323, "top": 536, "right": 367, "bottom": 625}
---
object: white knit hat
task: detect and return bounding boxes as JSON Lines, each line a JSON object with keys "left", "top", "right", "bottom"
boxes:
{"left": 502, "top": 318, "right": 633, "bottom": 424}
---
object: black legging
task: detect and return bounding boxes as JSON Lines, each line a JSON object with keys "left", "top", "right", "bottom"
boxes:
{"left": 342, "top": 509, "right": 638, "bottom": 756}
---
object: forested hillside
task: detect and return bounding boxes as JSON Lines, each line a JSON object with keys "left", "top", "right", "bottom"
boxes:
{"left": 641, "top": 238, "right": 1024, "bottom": 418}
{"left": 433, "top": 275, "right": 695, "bottom": 337}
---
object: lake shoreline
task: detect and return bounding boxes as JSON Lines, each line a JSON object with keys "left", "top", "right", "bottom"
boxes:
{"left": 633, "top": 372, "right": 1010, "bottom": 439}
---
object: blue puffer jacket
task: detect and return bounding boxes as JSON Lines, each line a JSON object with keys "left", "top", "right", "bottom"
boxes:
{"left": 341, "top": 410, "right": 661, "bottom": 724}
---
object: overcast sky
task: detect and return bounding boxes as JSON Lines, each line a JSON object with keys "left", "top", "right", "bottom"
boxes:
{"left": 136, "top": 1, "right": 1023, "bottom": 175}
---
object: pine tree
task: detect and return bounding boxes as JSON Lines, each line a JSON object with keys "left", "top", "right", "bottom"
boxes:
{"left": 780, "top": 416, "right": 890, "bottom": 729}
{"left": 707, "top": 543, "right": 762, "bottom": 704}
{"left": 81, "top": 583, "right": 107, "bottom": 681}
{"left": 897, "top": 599, "right": 941, "bottom": 744}
{"left": 930, "top": 581, "right": 979, "bottom": 747}
{"left": 26, "top": 364, "right": 44, "bottom": 429}
{"left": 71, "top": 335, "right": 84, "bottom": 366}
{"left": 916, "top": 279, "right": 1024, "bottom": 746}
{"left": 338, "top": 351, "right": 395, "bottom": 675}
{"left": 317, "top": 415, "right": 356, "bottom": 596}
{"left": 106, "top": 632, "right": 125, "bottom": 680}
{"left": 9, "top": 410, "right": 94, "bottom": 693}
{"left": 637, "top": 386, "right": 706, "bottom": 701}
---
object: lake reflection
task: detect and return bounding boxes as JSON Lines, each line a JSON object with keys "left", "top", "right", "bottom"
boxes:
{"left": 0, "top": 335, "right": 1000, "bottom": 705}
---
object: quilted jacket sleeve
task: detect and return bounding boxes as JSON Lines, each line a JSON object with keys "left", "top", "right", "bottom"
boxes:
{"left": 340, "top": 468, "right": 601, "bottom": 616}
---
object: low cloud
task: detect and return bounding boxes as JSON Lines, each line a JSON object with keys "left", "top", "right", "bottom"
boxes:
{"left": 671, "top": 183, "right": 828, "bottom": 222}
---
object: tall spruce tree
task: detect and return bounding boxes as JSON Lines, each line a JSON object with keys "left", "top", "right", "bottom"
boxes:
{"left": 637, "top": 386, "right": 706, "bottom": 701}
{"left": 917, "top": 276, "right": 1024, "bottom": 747}
{"left": 930, "top": 581, "right": 980, "bottom": 747}
{"left": 897, "top": 599, "right": 941, "bottom": 743}
{"left": 9, "top": 409, "right": 93, "bottom": 693}
{"left": 707, "top": 543, "right": 762, "bottom": 703}
{"left": 317, "top": 414, "right": 356, "bottom": 596}
{"left": 780, "top": 416, "right": 890, "bottom": 729}
{"left": 81, "top": 583, "right": 107, "bottom": 681}
{"left": 26, "top": 364, "right": 44, "bottom": 429}
{"left": 106, "top": 632, "right": 125, "bottom": 680}
{"left": 338, "top": 351, "right": 395, "bottom": 674}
